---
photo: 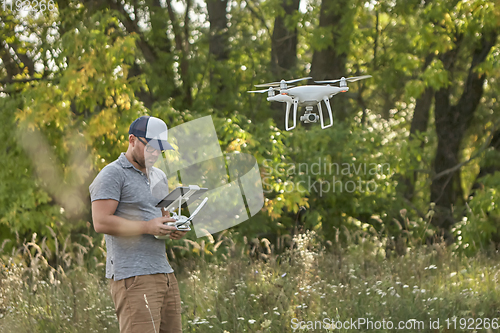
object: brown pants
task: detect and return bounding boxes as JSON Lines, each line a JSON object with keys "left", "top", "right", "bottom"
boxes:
{"left": 110, "top": 273, "right": 182, "bottom": 333}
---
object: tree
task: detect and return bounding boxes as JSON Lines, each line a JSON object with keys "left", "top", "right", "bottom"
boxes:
{"left": 310, "top": 0, "right": 357, "bottom": 122}
{"left": 428, "top": 3, "right": 498, "bottom": 233}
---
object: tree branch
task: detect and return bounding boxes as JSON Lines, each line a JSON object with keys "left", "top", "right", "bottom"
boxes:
{"left": 0, "top": 77, "right": 47, "bottom": 84}
{"left": 165, "top": 0, "right": 183, "bottom": 52}
{"left": 10, "top": 43, "right": 35, "bottom": 77}
{"left": 246, "top": 1, "right": 272, "bottom": 39}
{"left": 0, "top": 43, "right": 20, "bottom": 78}
{"left": 107, "top": 0, "right": 157, "bottom": 64}
{"left": 166, "top": 0, "right": 192, "bottom": 105}
{"left": 432, "top": 119, "right": 500, "bottom": 181}
{"left": 455, "top": 30, "right": 498, "bottom": 116}
{"left": 184, "top": 0, "right": 192, "bottom": 49}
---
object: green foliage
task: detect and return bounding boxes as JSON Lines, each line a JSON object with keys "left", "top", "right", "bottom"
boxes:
{"left": 263, "top": 109, "right": 423, "bottom": 241}
{"left": 0, "top": 93, "right": 67, "bottom": 243}
{"left": 457, "top": 171, "right": 500, "bottom": 254}
{"left": 0, "top": 0, "right": 499, "bottom": 257}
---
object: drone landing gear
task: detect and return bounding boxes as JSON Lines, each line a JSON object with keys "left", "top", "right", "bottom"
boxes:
{"left": 284, "top": 97, "right": 334, "bottom": 130}
{"left": 318, "top": 97, "right": 334, "bottom": 129}
{"left": 285, "top": 99, "right": 299, "bottom": 131}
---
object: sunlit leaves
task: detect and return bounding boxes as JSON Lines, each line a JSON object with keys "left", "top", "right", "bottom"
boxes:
{"left": 422, "top": 59, "right": 450, "bottom": 90}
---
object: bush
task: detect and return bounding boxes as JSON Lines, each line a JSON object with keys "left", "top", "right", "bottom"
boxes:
{"left": 457, "top": 171, "right": 500, "bottom": 254}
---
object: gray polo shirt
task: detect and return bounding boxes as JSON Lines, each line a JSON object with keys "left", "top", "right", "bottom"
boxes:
{"left": 89, "top": 153, "right": 174, "bottom": 281}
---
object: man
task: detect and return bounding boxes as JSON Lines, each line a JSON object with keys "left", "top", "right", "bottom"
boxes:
{"left": 89, "top": 115, "right": 186, "bottom": 333}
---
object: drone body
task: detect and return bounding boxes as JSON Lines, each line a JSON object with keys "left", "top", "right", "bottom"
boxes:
{"left": 276, "top": 84, "right": 349, "bottom": 106}
{"left": 248, "top": 75, "right": 371, "bottom": 131}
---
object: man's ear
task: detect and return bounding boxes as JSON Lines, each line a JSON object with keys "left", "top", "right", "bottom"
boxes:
{"left": 129, "top": 134, "right": 135, "bottom": 146}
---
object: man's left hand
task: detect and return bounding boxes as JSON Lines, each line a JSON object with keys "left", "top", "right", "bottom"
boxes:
{"left": 170, "top": 230, "right": 189, "bottom": 240}
{"left": 162, "top": 209, "right": 189, "bottom": 239}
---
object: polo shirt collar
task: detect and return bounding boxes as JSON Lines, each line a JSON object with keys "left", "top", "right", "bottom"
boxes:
{"left": 118, "top": 153, "right": 134, "bottom": 168}
{"left": 118, "top": 153, "right": 147, "bottom": 176}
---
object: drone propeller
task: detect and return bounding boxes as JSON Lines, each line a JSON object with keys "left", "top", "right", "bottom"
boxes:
{"left": 247, "top": 88, "right": 274, "bottom": 93}
{"left": 255, "top": 77, "right": 312, "bottom": 88}
{"left": 247, "top": 84, "right": 295, "bottom": 93}
{"left": 247, "top": 86, "right": 278, "bottom": 97}
{"left": 314, "top": 75, "right": 372, "bottom": 84}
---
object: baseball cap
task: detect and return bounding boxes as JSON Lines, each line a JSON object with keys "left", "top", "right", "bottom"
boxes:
{"left": 129, "top": 116, "right": 174, "bottom": 151}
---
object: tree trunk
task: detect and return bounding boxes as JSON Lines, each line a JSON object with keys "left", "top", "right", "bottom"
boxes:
{"left": 270, "top": 0, "right": 301, "bottom": 130}
{"left": 207, "top": 0, "right": 230, "bottom": 62}
{"left": 400, "top": 53, "right": 435, "bottom": 200}
{"left": 271, "top": 0, "right": 300, "bottom": 77}
{"left": 207, "top": 0, "right": 229, "bottom": 111}
{"left": 166, "top": 0, "right": 192, "bottom": 107}
{"left": 310, "top": 0, "right": 354, "bottom": 122}
{"left": 430, "top": 31, "right": 498, "bottom": 233}
{"left": 402, "top": 87, "right": 434, "bottom": 197}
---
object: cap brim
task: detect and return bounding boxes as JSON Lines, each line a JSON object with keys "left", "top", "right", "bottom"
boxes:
{"left": 147, "top": 139, "right": 175, "bottom": 151}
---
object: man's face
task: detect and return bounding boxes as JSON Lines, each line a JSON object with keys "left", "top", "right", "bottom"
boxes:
{"left": 133, "top": 136, "right": 162, "bottom": 169}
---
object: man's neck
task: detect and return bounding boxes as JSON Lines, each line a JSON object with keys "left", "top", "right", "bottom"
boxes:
{"left": 125, "top": 151, "right": 147, "bottom": 174}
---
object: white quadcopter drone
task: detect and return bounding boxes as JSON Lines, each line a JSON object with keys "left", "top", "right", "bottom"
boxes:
{"left": 248, "top": 75, "right": 372, "bottom": 131}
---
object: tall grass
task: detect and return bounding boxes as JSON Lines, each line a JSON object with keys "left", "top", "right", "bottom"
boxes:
{"left": 1, "top": 229, "right": 500, "bottom": 332}
{"left": 0, "top": 230, "right": 117, "bottom": 333}
{"left": 179, "top": 231, "right": 500, "bottom": 332}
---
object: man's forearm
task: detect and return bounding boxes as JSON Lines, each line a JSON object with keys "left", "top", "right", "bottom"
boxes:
{"left": 94, "top": 215, "right": 149, "bottom": 237}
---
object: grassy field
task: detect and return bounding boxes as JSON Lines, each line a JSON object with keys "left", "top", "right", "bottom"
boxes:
{"left": 1, "top": 231, "right": 500, "bottom": 332}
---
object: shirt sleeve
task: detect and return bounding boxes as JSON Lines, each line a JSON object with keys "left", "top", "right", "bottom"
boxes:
{"left": 89, "top": 164, "right": 123, "bottom": 202}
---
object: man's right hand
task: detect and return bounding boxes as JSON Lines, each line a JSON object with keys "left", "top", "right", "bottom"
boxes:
{"left": 146, "top": 216, "right": 177, "bottom": 236}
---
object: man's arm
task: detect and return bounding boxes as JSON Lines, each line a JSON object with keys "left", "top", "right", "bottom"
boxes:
{"left": 92, "top": 199, "right": 176, "bottom": 237}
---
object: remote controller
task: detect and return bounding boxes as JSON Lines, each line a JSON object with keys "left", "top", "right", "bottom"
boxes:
{"left": 154, "top": 197, "right": 208, "bottom": 240}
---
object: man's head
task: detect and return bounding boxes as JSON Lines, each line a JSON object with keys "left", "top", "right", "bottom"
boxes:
{"left": 127, "top": 116, "right": 174, "bottom": 169}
